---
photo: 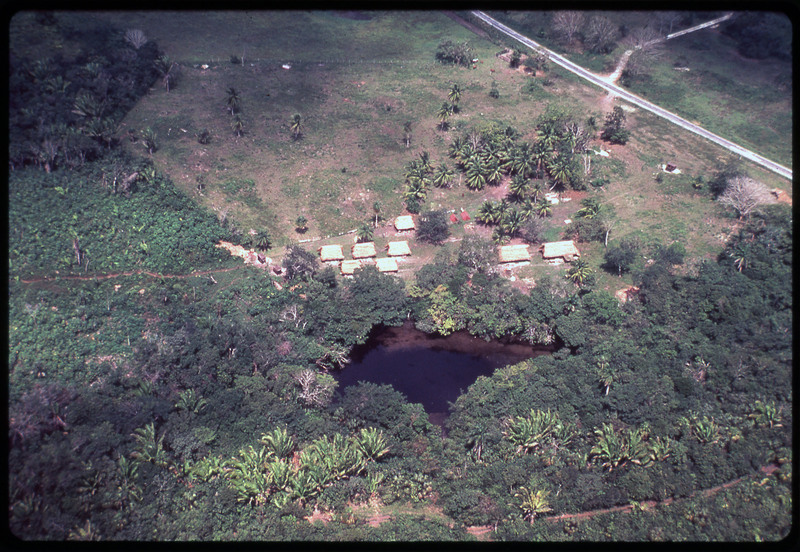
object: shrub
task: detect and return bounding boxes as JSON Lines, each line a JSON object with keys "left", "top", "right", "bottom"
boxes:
{"left": 435, "top": 40, "right": 473, "bottom": 67}
{"left": 416, "top": 210, "right": 450, "bottom": 245}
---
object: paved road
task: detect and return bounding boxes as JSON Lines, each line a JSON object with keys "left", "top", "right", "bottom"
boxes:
{"left": 471, "top": 11, "right": 792, "bottom": 181}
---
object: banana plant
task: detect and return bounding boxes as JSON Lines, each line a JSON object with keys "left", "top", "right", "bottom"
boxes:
{"left": 175, "top": 388, "right": 208, "bottom": 414}
{"left": 514, "top": 486, "right": 553, "bottom": 522}
{"left": 260, "top": 428, "right": 295, "bottom": 459}
{"left": 130, "top": 423, "right": 168, "bottom": 467}
{"left": 356, "top": 428, "right": 390, "bottom": 463}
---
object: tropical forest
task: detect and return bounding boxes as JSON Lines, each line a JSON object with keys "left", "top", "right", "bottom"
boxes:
{"left": 7, "top": 10, "right": 793, "bottom": 542}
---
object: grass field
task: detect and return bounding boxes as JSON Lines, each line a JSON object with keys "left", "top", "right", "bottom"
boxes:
{"left": 486, "top": 10, "right": 792, "bottom": 168}
{"left": 85, "top": 10, "right": 790, "bottom": 298}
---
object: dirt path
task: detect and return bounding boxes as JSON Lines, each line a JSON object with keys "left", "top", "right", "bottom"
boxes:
{"left": 16, "top": 265, "right": 246, "bottom": 285}
{"left": 546, "top": 463, "right": 780, "bottom": 523}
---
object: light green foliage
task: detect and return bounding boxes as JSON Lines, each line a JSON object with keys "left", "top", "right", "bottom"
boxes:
{"left": 131, "top": 423, "right": 168, "bottom": 467}
{"left": 504, "top": 409, "right": 575, "bottom": 455}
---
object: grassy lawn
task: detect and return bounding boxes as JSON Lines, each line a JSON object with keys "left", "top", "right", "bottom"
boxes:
{"left": 88, "top": 10, "right": 789, "bottom": 293}
{"left": 486, "top": 10, "right": 792, "bottom": 168}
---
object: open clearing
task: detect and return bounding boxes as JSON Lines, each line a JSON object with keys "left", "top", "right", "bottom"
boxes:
{"left": 91, "top": 10, "right": 791, "bottom": 296}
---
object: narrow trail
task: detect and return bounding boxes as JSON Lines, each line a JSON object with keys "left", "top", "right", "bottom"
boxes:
{"left": 16, "top": 265, "right": 247, "bottom": 285}
{"left": 545, "top": 462, "right": 780, "bottom": 524}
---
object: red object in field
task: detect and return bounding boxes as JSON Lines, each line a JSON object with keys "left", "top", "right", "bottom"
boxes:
{"left": 450, "top": 213, "right": 459, "bottom": 223}
{"left": 460, "top": 211, "right": 470, "bottom": 221}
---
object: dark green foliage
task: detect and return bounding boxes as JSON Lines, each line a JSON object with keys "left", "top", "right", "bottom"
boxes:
{"left": 722, "top": 11, "right": 792, "bottom": 61}
{"left": 8, "top": 14, "right": 160, "bottom": 171}
{"left": 416, "top": 210, "right": 450, "bottom": 245}
{"left": 282, "top": 245, "right": 319, "bottom": 281}
{"left": 435, "top": 40, "right": 474, "bottom": 67}
{"left": 601, "top": 106, "right": 630, "bottom": 145}
{"left": 603, "top": 236, "right": 641, "bottom": 276}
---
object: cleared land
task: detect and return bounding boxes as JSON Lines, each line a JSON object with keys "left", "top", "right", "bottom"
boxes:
{"left": 90, "top": 10, "right": 790, "bottom": 296}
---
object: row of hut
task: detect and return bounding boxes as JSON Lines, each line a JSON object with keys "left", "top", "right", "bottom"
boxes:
{"left": 499, "top": 240, "right": 580, "bottom": 264}
{"left": 319, "top": 240, "right": 412, "bottom": 275}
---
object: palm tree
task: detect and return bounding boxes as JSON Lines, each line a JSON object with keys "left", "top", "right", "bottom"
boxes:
{"left": 255, "top": 230, "right": 272, "bottom": 251}
{"left": 226, "top": 87, "right": 241, "bottom": 115}
{"left": 729, "top": 243, "right": 750, "bottom": 272}
{"left": 486, "top": 159, "right": 504, "bottom": 186}
{"left": 465, "top": 162, "right": 487, "bottom": 191}
{"left": 534, "top": 199, "right": 552, "bottom": 218}
{"left": 576, "top": 197, "right": 601, "bottom": 219}
{"left": 519, "top": 198, "right": 536, "bottom": 220}
{"left": 594, "top": 355, "right": 614, "bottom": 395}
{"left": 448, "top": 83, "right": 462, "bottom": 111}
{"left": 141, "top": 127, "right": 157, "bottom": 155}
{"left": 500, "top": 209, "right": 525, "bottom": 238}
{"left": 232, "top": 115, "right": 244, "bottom": 137}
{"left": 476, "top": 200, "right": 497, "bottom": 225}
{"left": 566, "top": 258, "right": 593, "bottom": 287}
{"left": 154, "top": 55, "right": 177, "bottom": 92}
{"left": 357, "top": 223, "right": 374, "bottom": 243}
{"left": 403, "top": 179, "right": 428, "bottom": 202}
{"left": 403, "top": 121, "right": 413, "bottom": 148}
{"left": 437, "top": 102, "right": 453, "bottom": 131}
{"left": 290, "top": 113, "right": 303, "bottom": 140}
{"left": 515, "top": 487, "right": 553, "bottom": 522}
{"left": 546, "top": 156, "right": 572, "bottom": 190}
{"left": 372, "top": 201, "right": 382, "bottom": 227}
{"left": 432, "top": 164, "right": 455, "bottom": 188}
{"left": 529, "top": 179, "right": 545, "bottom": 202}
{"left": 508, "top": 174, "right": 530, "bottom": 202}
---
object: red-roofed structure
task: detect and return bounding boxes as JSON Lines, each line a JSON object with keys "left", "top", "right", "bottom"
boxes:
{"left": 449, "top": 213, "right": 458, "bottom": 223}
{"left": 460, "top": 211, "right": 470, "bottom": 221}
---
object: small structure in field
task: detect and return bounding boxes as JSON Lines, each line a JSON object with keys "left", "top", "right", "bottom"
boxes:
{"left": 460, "top": 210, "right": 471, "bottom": 221}
{"left": 542, "top": 240, "right": 580, "bottom": 262}
{"left": 376, "top": 257, "right": 399, "bottom": 272}
{"left": 340, "top": 260, "right": 362, "bottom": 276}
{"left": 352, "top": 242, "right": 376, "bottom": 259}
{"left": 318, "top": 244, "right": 345, "bottom": 262}
{"left": 661, "top": 163, "right": 680, "bottom": 174}
{"left": 394, "top": 215, "right": 415, "bottom": 232}
{"left": 449, "top": 213, "right": 459, "bottom": 223}
{"left": 387, "top": 241, "right": 412, "bottom": 256}
{"left": 499, "top": 244, "right": 531, "bottom": 263}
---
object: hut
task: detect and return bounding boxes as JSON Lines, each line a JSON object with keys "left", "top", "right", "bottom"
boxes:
{"left": 449, "top": 213, "right": 459, "bottom": 223}
{"left": 340, "top": 260, "right": 362, "bottom": 276}
{"left": 318, "top": 244, "right": 345, "bottom": 262}
{"left": 351, "top": 242, "right": 376, "bottom": 259}
{"left": 460, "top": 210, "right": 471, "bottom": 221}
{"left": 376, "top": 257, "right": 399, "bottom": 272}
{"left": 542, "top": 240, "right": 580, "bottom": 262}
{"left": 387, "top": 241, "right": 412, "bottom": 257}
{"left": 499, "top": 244, "right": 531, "bottom": 263}
{"left": 394, "top": 215, "right": 415, "bottom": 232}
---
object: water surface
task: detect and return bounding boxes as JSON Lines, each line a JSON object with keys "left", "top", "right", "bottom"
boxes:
{"left": 335, "top": 322, "right": 552, "bottom": 421}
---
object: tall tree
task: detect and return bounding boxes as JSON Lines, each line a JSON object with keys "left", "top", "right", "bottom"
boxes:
{"left": 552, "top": 11, "right": 585, "bottom": 45}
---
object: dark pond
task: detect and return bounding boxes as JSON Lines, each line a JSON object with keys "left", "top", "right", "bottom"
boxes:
{"left": 334, "top": 321, "right": 553, "bottom": 426}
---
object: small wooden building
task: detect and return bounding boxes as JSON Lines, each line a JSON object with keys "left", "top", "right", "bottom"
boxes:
{"left": 340, "top": 260, "right": 362, "bottom": 275}
{"left": 376, "top": 257, "right": 399, "bottom": 272}
{"left": 460, "top": 211, "right": 471, "bottom": 221}
{"left": 386, "top": 241, "right": 412, "bottom": 257}
{"left": 542, "top": 240, "right": 580, "bottom": 262}
{"left": 499, "top": 244, "right": 531, "bottom": 263}
{"left": 394, "top": 215, "right": 415, "bottom": 232}
{"left": 318, "top": 244, "right": 345, "bottom": 262}
{"left": 351, "top": 242, "right": 376, "bottom": 259}
{"left": 449, "top": 213, "right": 459, "bottom": 223}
